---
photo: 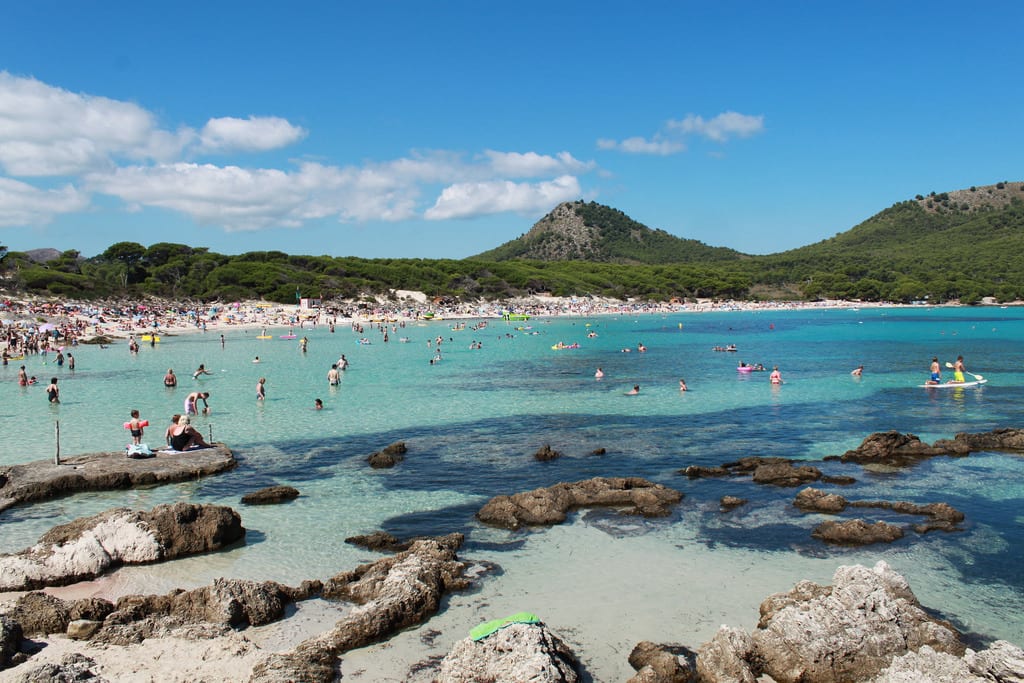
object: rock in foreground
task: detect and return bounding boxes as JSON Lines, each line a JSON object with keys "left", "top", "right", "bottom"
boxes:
{"left": 0, "top": 502, "right": 244, "bottom": 591}
{"left": 697, "top": 561, "right": 966, "bottom": 682}
{"left": 437, "top": 622, "right": 581, "bottom": 682}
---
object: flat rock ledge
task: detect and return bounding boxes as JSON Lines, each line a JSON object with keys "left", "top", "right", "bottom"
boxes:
{"left": 240, "top": 485, "right": 300, "bottom": 505}
{"left": 436, "top": 621, "right": 581, "bottom": 682}
{"left": 476, "top": 477, "right": 683, "bottom": 529}
{"left": 0, "top": 444, "right": 236, "bottom": 514}
{"left": 694, "top": 560, "right": 1024, "bottom": 683}
{"left": 0, "top": 502, "right": 244, "bottom": 591}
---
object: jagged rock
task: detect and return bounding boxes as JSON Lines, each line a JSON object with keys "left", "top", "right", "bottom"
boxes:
{"left": 168, "top": 578, "right": 292, "bottom": 627}
{"left": 11, "top": 652, "right": 107, "bottom": 681}
{"left": 8, "top": 592, "right": 113, "bottom": 636}
{"left": 344, "top": 531, "right": 413, "bottom": 552}
{"left": 534, "top": 444, "right": 562, "bottom": 462}
{"left": 720, "top": 496, "right": 748, "bottom": 511}
{"left": 964, "top": 639, "right": 1024, "bottom": 681}
{"left": 476, "top": 477, "right": 683, "bottom": 529}
{"left": 850, "top": 500, "right": 965, "bottom": 533}
{"left": 251, "top": 534, "right": 468, "bottom": 683}
{"left": 868, "top": 645, "right": 986, "bottom": 682}
{"left": 812, "top": 519, "right": 904, "bottom": 545}
{"left": 241, "top": 485, "right": 299, "bottom": 505}
{"left": 436, "top": 622, "right": 581, "bottom": 682}
{"left": 943, "top": 428, "right": 1024, "bottom": 453}
{"left": 66, "top": 619, "right": 103, "bottom": 640}
{"left": 752, "top": 461, "right": 822, "bottom": 487}
{"left": 683, "top": 465, "right": 730, "bottom": 479}
{"left": 749, "top": 561, "right": 963, "bottom": 682}
{"left": 626, "top": 640, "right": 695, "bottom": 682}
{"left": 794, "top": 487, "right": 848, "bottom": 513}
{"left": 367, "top": 451, "right": 402, "bottom": 468}
{"left": 839, "top": 431, "right": 956, "bottom": 465}
{"left": 381, "top": 441, "right": 407, "bottom": 456}
{"left": 0, "top": 503, "right": 244, "bottom": 591}
{"left": 591, "top": 447, "right": 607, "bottom": 455}
{"left": 1, "top": 615, "right": 23, "bottom": 670}
{"left": 695, "top": 626, "right": 757, "bottom": 683}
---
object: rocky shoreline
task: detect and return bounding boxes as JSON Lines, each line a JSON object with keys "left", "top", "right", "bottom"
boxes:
{"left": 2, "top": 428, "right": 1024, "bottom": 680}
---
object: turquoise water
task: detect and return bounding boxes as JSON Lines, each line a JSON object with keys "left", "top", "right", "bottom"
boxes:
{"left": 3, "top": 306, "right": 1024, "bottom": 657}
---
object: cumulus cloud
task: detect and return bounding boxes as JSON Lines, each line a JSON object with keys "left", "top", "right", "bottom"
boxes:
{"left": 668, "top": 111, "right": 764, "bottom": 141}
{"left": 199, "top": 116, "right": 307, "bottom": 153}
{"left": 0, "top": 177, "right": 89, "bottom": 226}
{"left": 598, "top": 110, "right": 764, "bottom": 155}
{"left": 597, "top": 136, "right": 685, "bottom": 156}
{"left": 425, "top": 175, "right": 580, "bottom": 220}
{"left": 0, "top": 71, "right": 187, "bottom": 176}
{"left": 483, "top": 150, "right": 592, "bottom": 177}
{"left": 0, "top": 72, "right": 599, "bottom": 233}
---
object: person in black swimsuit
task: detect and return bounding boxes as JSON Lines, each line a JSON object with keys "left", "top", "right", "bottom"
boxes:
{"left": 167, "top": 415, "right": 211, "bottom": 451}
{"left": 46, "top": 377, "right": 59, "bottom": 403}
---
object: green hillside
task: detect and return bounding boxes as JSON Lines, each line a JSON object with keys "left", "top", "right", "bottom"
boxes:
{"left": 754, "top": 182, "right": 1024, "bottom": 302}
{"left": 475, "top": 200, "right": 744, "bottom": 264}
{"left": 2, "top": 182, "right": 1023, "bottom": 304}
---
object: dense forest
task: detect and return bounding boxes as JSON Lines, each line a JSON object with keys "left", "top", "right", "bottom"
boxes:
{"left": 2, "top": 183, "right": 1022, "bottom": 305}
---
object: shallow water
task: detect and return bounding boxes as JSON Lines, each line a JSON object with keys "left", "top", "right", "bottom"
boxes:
{"left": 3, "top": 306, "right": 1024, "bottom": 676}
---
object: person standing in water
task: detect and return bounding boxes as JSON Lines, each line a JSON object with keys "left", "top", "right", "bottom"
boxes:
{"left": 46, "top": 377, "right": 60, "bottom": 403}
{"left": 327, "top": 364, "right": 340, "bottom": 386}
{"left": 256, "top": 377, "right": 266, "bottom": 400}
{"left": 770, "top": 366, "right": 783, "bottom": 385}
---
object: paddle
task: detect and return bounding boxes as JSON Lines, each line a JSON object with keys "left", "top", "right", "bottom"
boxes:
{"left": 945, "top": 362, "right": 984, "bottom": 381}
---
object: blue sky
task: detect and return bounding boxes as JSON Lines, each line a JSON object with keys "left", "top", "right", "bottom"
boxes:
{"left": 0, "top": 2, "right": 1021, "bottom": 259}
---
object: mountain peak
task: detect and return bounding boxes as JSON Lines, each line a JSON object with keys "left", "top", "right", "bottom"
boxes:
{"left": 474, "top": 200, "right": 743, "bottom": 264}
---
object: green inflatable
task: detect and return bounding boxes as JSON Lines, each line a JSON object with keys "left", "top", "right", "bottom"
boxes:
{"left": 469, "top": 612, "right": 541, "bottom": 641}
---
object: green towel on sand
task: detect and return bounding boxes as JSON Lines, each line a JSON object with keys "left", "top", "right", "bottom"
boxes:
{"left": 470, "top": 612, "right": 541, "bottom": 641}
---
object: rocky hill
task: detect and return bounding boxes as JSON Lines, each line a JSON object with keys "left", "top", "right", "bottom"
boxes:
{"left": 474, "top": 200, "right": 744, "bottom": 265}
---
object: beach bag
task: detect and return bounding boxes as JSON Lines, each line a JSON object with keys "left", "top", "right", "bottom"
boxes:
{"left": 126, "top": 443, "right": 155, "bottom": 459}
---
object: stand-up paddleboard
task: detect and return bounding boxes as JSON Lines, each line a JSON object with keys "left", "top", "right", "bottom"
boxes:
{"left": 256, "top": 335, "right": 273, "bottom": 339}
{"left": 919, "top": 379, "right": 987, "bottom": 388}
{"left": 141, "top": 335, "right": 160, "bottom": 342}
{"left": 279, "top": 335, "right": 297, "bottom": 339}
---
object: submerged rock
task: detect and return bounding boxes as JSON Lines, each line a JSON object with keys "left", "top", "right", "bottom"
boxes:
{"left": 793, "top": 487, "right": 847, "bottom": 513}
{"left": 719, "top": 496, "right": 748, "bottom": 511}
{"left": 812, "top": 518, "right": 904, "bottom": 545}
{"left": 241, "top": 485, "right": 300, "bottom": 505}
{"left": 839, "top": 430, "right": 962, "bottom": 465}
{"left": 476, "top": 477, "right": 683, "bottom": 529}
{"left": 534, "top": 444, "right": 562, "bottom": 462}
{"left": 436, "top": 622, "right": 581, "bottom": 682}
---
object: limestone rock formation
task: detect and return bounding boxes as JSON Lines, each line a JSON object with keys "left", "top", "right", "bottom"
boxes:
{"left": 436, "top": 622, "right": 581, "bottom": 682}
{"left": 696, "top": 561, "right": 964, "bottom": 682}
{"left": 812, "top": 518, "right": 904, "bottom": 545}
{"left": 0, "top": 502, "right": 244, "bottom": 591}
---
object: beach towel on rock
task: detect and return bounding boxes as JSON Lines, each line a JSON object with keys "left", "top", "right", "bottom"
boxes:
{"left": 126, "top": 443, "right": 154, "bottom": 458}
{"left": 470, "top": 612, "right": 541, "bottom": 641}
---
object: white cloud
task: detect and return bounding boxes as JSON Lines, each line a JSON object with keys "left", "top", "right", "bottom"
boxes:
{"left": 668, "top": 111, "right": 764, "bottom": 142}
{"left": 199, "top": 116, "right": 307, "bottom": 153}
{"left": 597, "top": 136, "right": 685, "bottom": 156}
{"left": 0, "top": 72, "right": 599, "bottom": 232}
{"left": 87, "top": 163, "right": 310, "bottom": 231}
{"left": 0, "top": 177, "right": 89, "bottom": 227}
{"left": 598, "top": 110, "right": 764, "bottom": 155}
{"left": 0, "top": 71, "right": 186, "bottom": 176}
{"left": 483, "top": 150, "right": 592, "bottom": 177}
{"left": 425, "top": 175, "right": 580, "bottom": 220}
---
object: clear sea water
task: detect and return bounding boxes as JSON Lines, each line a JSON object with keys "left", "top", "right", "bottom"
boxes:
{"left": 2, "top": 306, "right": 1024, "bottom": 678}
